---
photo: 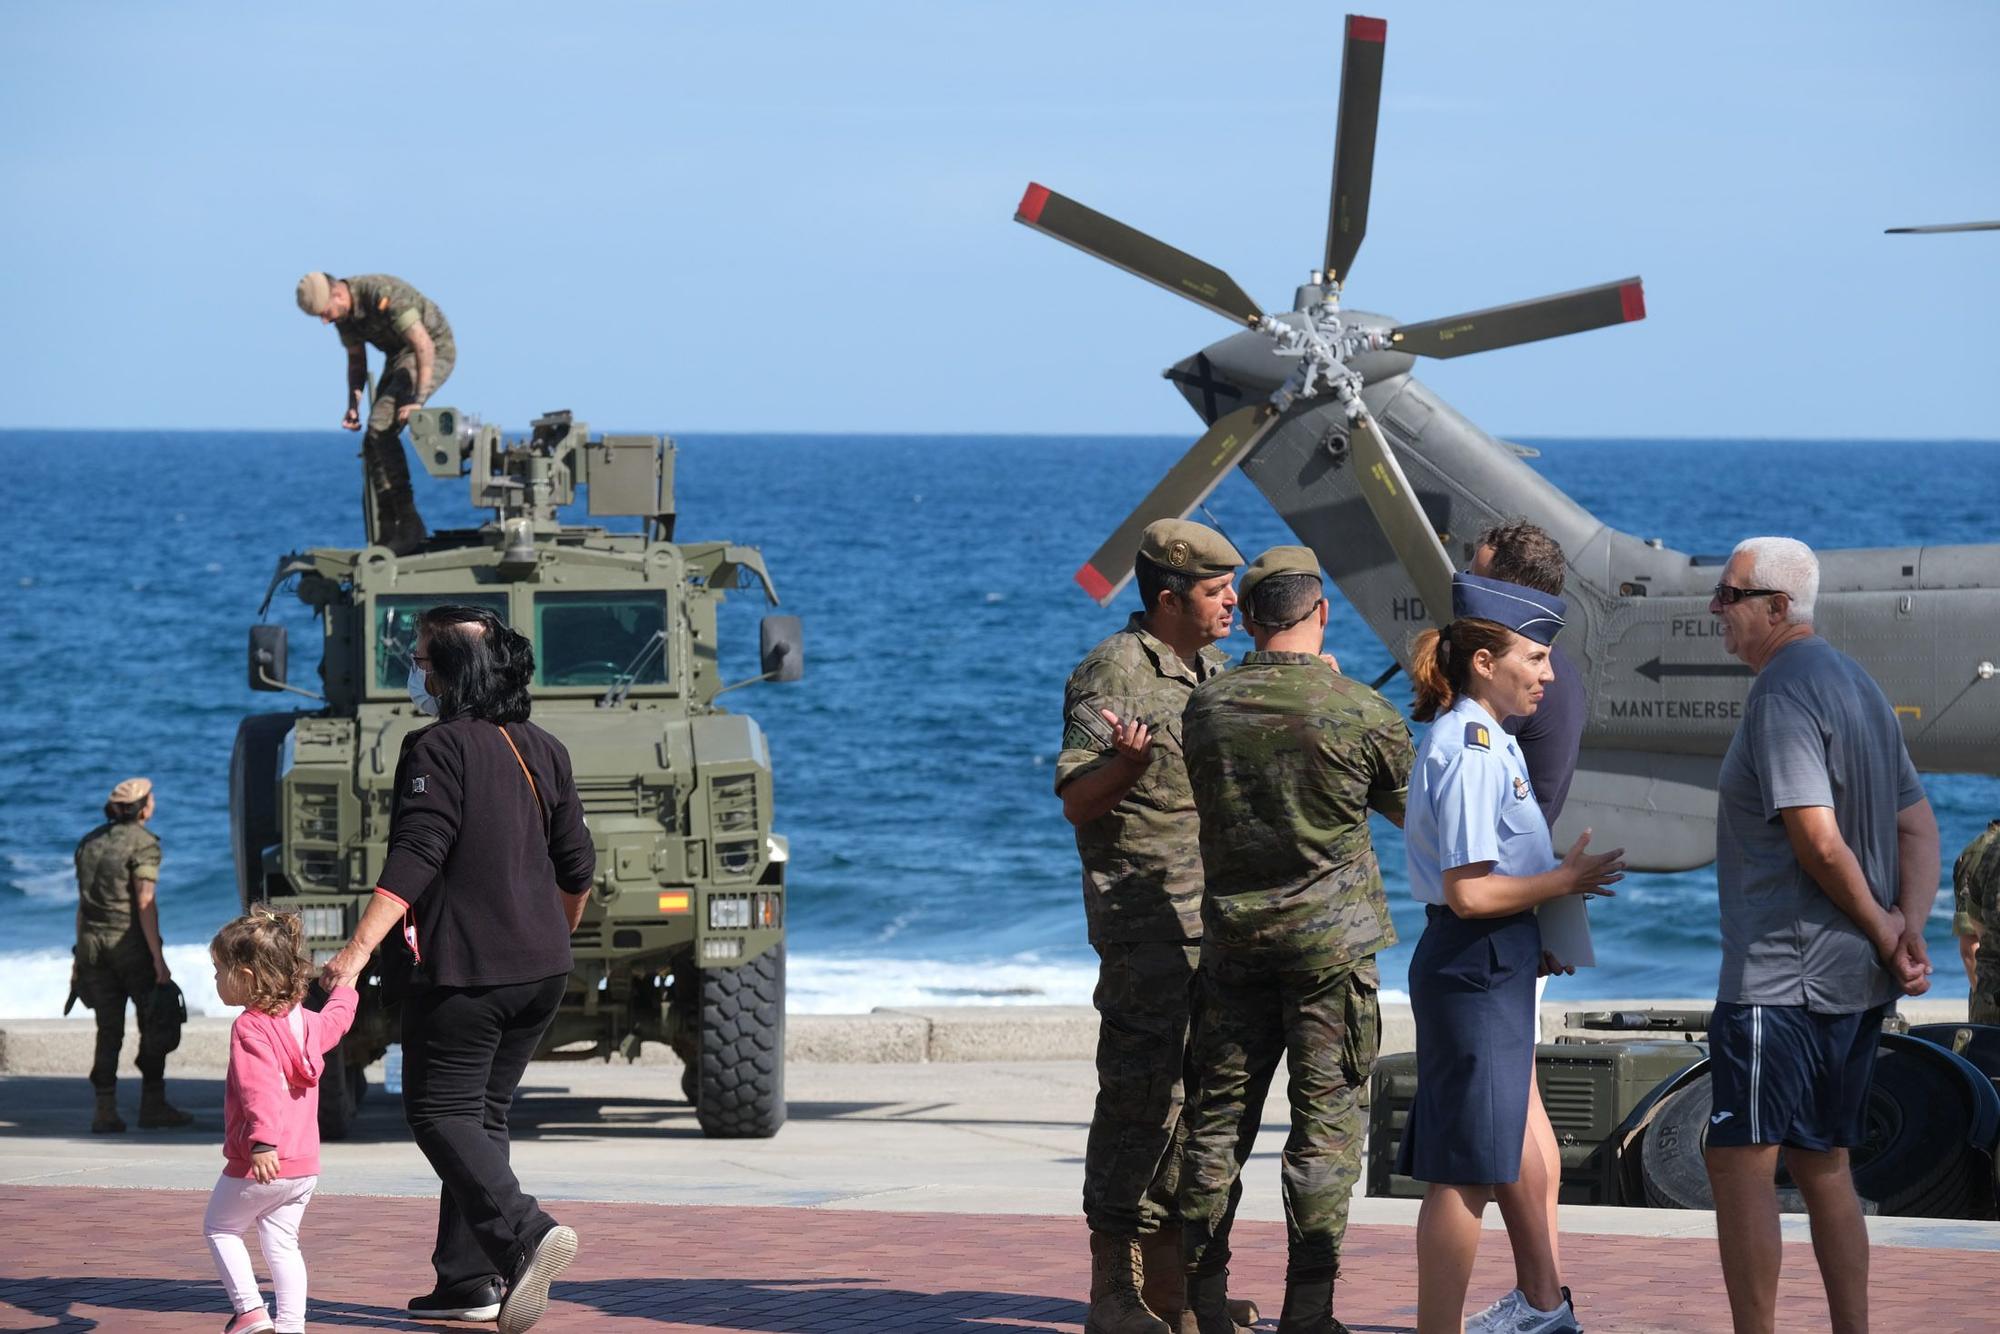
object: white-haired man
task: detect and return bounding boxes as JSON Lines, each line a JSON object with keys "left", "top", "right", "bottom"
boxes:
{"left": 1703, "top": 535, "right": 1938, "bottom": 1334}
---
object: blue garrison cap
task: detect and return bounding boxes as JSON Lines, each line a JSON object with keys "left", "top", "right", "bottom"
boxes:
{"left": 1451, "top": 571, "right": 1566, "bottom": 645}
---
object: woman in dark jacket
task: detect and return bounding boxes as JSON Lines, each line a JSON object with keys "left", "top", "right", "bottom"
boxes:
{"left": 324, "top": 605, "right": 595, "bottom": 1334}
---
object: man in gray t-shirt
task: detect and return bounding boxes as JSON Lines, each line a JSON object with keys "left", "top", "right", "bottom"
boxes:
{"left": 1701, "top": 537, "right": 1939, "bottom": 1334}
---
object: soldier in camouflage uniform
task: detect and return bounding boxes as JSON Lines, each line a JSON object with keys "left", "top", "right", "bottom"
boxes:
{"left": 296, "top": 271, "right": 456, "bottom": 555}
{"left": 71, "top": 777, "right": 193, "bottom": 1133}
{"left": 1179, "top": 547, "right": 1415, "bottom": 1334}
{"left": 1953, "top": 819, "right": 2000, "bottom": 1024}
{"left": 1058, "top": 519, "right": 1258, "bottom": 1334}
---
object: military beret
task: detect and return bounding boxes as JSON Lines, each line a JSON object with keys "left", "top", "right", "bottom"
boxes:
{"left": 109, "top": 777, "right": 153, "bottom": 804}
{"left": 1137, "top": 519, "right": 1242, "bottom": 579}
{"left": 295, "top": 271, "right": 332, "bottom": 316}
{"left": 1239, "top": 545, "right": 1323, "bottom": 608}
{"left": 1451, "top": 571, "right": 1566, "bottom": 645}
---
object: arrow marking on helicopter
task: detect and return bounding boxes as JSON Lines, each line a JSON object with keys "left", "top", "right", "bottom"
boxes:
{"left": 1634, "top": 658, "right": 1753, "bottom": 683}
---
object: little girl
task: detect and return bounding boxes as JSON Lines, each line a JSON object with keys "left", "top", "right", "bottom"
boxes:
{"left": 203, "top": 909, "right": 357, "bottom": 1334}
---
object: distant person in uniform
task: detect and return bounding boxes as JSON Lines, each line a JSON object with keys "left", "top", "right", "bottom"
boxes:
{"left": 1952, "top": 819, "right": 2000, "bottom": 1023}
{"left": 1056, "top": 519, "right": 1257, "bottom": 1334}
{"left": 1701, "top": 536, "right": 1938, "bottom": 1334}
{"left": 295, "top": 271, "right": 456, "bottom": 556}
{"left": 1399, "top": 574, "right": 1622, "bottom": 1334}
{"left": 1467, "top": 518, "right": 1585, "bottom": 1307}
{"left": 72, "top": 776, "right": 194, "bottom": 1133}
{"left": 1178, "top": 546, "right": 1414, "bottom": 1334}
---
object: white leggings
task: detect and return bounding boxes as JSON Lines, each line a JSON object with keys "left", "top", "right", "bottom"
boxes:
{"left": 203, "top": 1172, "right": 318, "bottom": 1332}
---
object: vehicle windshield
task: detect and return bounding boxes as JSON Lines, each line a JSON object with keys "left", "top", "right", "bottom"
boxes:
{"left": 535, "top": 591, "right": 669, "bottom": 688}
{"left": 374, "top": 593, "right": 510, "bottom": 689}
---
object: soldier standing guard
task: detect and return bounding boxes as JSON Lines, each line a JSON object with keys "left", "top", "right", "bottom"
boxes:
{"left": 72, "top": 777, "right": 193, "bottom": 1132}
{"left": 1178, "top": 547, "right": 1415, "bottom": 1334}
{"left": 1057, "top": 519, "right": 1258, "bottom": 1334}
{"left": 295, "top": 271, "right": 456, "bottom": 556}
{"left": 1953, "top": 819, "right": 2000, "bottom": 1023}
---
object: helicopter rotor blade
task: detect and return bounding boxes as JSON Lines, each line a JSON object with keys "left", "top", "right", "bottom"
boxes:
{"left": 1016, "top": 183, "right": 1265, "bottom": 327}
{"left": 1389, "top": 277, "right": 1645, "bottom": 360}
{"left": 1323, "top": 14, "right": 1388, "bottom": 285}
{"left": 1074, "top": 403, "right": 1279, "bottom": 605}
{"left": 1884, "top": 220, "right": 2000, "bottom": 234}
{"left": 1347, "top": 406, "right": 1455, "bottom": 625}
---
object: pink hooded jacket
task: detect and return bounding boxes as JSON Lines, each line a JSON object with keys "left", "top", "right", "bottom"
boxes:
{"left": 223, "top": 985, "right": 358, "bottom": 1179}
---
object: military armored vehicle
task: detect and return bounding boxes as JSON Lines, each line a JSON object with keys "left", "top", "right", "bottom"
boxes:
{"left": 228, "top": 407, "right": 802, "bottom": 1140}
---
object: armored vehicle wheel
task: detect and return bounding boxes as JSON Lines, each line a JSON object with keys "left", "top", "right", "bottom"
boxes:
{"left": 229, "top": 711, "right": 297, "bottom": 910}
{"left": 680, "top": 1061, "right": 698, "bottom": 1105}
{"left": 1639, "top": 1039, "right": 1991, "bottom": 1217}
{"left": 318, "top": 1044, "right": 361, "bottom": 1142}
{"left": 693, "top": 945, "right": 786, "bottom": 1138}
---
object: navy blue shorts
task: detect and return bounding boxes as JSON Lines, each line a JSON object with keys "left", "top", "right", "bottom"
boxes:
{"left": 1706, "top": 1001, "right": 1889, "bottom": 1151}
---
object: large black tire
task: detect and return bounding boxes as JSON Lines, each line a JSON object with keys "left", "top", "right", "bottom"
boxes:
{"left": 318, "top": 1043, "right": 360, "bottom": 1142}
{"left": 693, "top": 945, "right": 786, "bottom": 1138}
{"left": 1639, "top": 1042, "right": 1985, "bottom": 1217}
{"left": 228, "top": 712, "right": 297, "bottom": 910}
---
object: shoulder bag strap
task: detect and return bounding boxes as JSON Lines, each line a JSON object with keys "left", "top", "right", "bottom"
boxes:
{"left": 494, "top": 723, "right": 550, "bottom": 837}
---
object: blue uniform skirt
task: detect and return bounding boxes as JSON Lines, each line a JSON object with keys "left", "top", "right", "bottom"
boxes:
{"left": 1396, "top": 904, "right": 1541, "bottom": 1186}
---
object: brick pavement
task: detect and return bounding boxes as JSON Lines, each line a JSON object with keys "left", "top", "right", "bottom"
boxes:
{"left": 0, "top": 1187, "right": 1993, "bottom": 1333}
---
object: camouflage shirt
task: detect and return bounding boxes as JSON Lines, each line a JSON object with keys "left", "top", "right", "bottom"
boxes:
{"left": 1057, "top": 614, "right": 1230, "bottom": 945}
{"left": 1955, "top": 820, "right": 2000, "bottom": 988}
{"left": 73, "top": 820, "right": 161, "bottom": 939}
{"left": 336, "top": 274, "right": 454, "bottom": 358}
{"left": 1183, "top": 650, "right": 1415, "bottom": 970}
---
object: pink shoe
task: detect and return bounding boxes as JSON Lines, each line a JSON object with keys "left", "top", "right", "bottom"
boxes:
{"left": 222, "top": 1309, "right": 275, "bottom": 1334}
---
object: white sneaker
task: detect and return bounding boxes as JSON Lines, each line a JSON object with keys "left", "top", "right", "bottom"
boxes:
{"left": 1464, "top": 1286, "right": 1581, "bottom": 1334}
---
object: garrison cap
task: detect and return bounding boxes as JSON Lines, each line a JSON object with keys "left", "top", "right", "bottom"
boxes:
{"left": 1239, "top": 545, "right": 1322, "bottom": 608}
{"left": 295, "top": 271, "right": 332, "bottom": 316}
{"left": 1137, "top": 519, "right": 1242, "bottom": 579}
{"left": 108, "top": 777, "right": 153, "bottom": 804}
{"left": 1451, "top": 571, "right": 1566, "bottom": 645}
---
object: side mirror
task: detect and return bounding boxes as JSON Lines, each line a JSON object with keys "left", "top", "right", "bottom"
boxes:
{"left": 248, "top": 625, "right": 288, "bottom": 692}
{"left": 759, "top": 615, "right": 804, "bottom": 683}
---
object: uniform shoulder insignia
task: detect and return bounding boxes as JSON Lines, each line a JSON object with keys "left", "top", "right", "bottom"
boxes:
{"left": 1464, "top": 722, "right": 1491, "bottom": 750}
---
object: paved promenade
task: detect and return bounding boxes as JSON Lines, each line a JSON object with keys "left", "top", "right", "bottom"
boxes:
{"left": 2, "top": 1052, "right": 1996, "bottom": 1332}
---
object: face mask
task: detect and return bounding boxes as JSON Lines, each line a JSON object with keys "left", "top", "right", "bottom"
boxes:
{"left": 407, "top": 661, "right": 440, "bottom": 717}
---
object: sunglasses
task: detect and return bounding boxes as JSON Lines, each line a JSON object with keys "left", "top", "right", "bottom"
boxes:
{"left": 1711, "top": 583, "right": 1784, "bottom": 606}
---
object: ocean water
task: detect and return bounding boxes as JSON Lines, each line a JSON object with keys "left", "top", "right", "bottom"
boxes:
{"left": 2, "top": 429, "right": 1994, "bottom": 1020}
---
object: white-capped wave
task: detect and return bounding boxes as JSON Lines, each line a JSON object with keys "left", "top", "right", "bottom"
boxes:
{"left": 0, "top": 943, "right": 226, "bottom": 1019}
{"left": 7, "top": 852, "right": 77, "bottom": 903}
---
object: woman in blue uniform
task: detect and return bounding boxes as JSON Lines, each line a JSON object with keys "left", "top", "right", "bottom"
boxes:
{"left": 1397, "top": 573, "right": 1624, "bottom": 1334}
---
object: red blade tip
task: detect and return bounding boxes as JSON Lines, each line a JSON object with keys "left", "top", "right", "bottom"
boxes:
{"left": 1074, "top": 563, "right": 1115, "bottom": 602}
{"left": 1347, "top": 15, "right": 1387, "bottom": 42}
{"left": 1017, "top": 182, "right": 1051, "bottom": 224}
{"left": 1619, "top": 281, "right": 1646, "bottom": 323}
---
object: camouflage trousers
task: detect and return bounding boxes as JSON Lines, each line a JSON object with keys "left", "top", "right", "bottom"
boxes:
{"left": 1972, "top": 981, "right": 2000, "bottom": 1027}
{"left": 1180, "top": 951, "right": 1380, "bottom": 1282}
{"left": 1083, "top": 940, "right": 1243, "bottom": 1250}
{"left": 75, "top": 934, "right": 168, "bottom": 1090}
{"left": 362, "top": 342, "right": 455, "bottom": 551}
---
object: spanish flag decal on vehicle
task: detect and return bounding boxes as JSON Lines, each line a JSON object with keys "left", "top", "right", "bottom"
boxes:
{"left": 658, "top": 891, "right": 690, "bottom": 913}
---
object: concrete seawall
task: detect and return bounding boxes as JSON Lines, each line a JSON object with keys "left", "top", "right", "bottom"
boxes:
{"left": 0, "top": 998, "right": 1974, "bottom": 1074}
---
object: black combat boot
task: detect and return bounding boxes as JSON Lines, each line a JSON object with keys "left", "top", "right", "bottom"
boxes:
{"left": 1182, "top": 1268, "right": 1255, "bottom": 1334}
{"left": 362, "top": 433, "right": 429, "bottom": 556}
{"left": 137, "top": 1079, "right": 193, "bottom": 1129}
{"left": 1275, "top": 1275, "right": 1350, "bottom": 1334}
{"left": 91, "top": 1088, "right": 126, "bottom": 1134}
{"left": 1144, "top": 1229, "right": 1258, "bottom": 1332}
{"left": 1088, "top": 1232, "right": 1171, "bottom": 1334}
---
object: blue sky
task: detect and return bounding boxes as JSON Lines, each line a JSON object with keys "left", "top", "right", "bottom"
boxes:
{"left": 2, "top": 1, "right": 1995, "bottom": 437}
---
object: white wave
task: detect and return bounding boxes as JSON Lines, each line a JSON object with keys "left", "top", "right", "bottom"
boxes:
{"left": 7, "top": 852, "right": 77, "bottom": 903}
{"left": 0, "top": 943, "right": 226, "bottom": 1020}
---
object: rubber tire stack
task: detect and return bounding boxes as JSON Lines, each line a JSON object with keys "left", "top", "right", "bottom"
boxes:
{"left": 693, "top": 944, "right": 787, "bottom": 1139}
{"left": 1638, "top": 1040, "right": 1988, "bottom": 1218}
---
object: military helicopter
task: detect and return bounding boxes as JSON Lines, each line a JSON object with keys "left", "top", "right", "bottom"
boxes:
{"left": 1016, "top": 14, "right": 2000, "bottom": 872}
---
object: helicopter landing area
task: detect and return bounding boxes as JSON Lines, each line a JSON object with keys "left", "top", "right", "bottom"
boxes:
{"left": 2, "top": 1060, "right": 1998, "bottom": 1332}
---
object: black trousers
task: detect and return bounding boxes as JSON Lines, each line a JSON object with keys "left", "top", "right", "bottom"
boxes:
{"left": 401, "top": 971, "right": 566, "bottom": 1287}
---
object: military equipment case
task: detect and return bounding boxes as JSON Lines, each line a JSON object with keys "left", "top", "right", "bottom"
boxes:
{"left": 1366, "top": 1041, "right": 1703, "bottom": 1205}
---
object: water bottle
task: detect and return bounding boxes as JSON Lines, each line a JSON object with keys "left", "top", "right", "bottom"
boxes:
{"left": 383, "top": 1043, "right": 403, "bottom": 1095}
